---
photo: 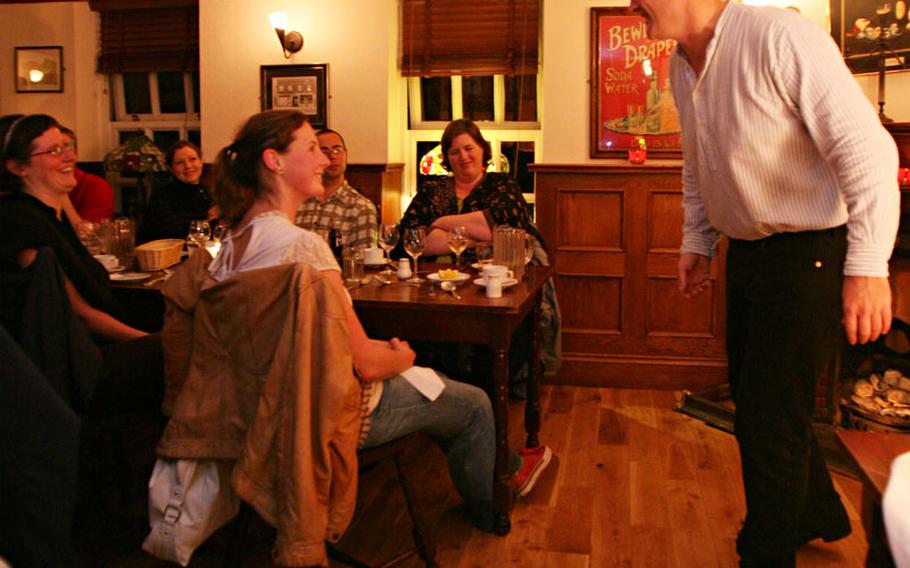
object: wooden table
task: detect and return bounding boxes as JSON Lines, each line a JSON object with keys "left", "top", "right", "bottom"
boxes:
{"left": 350, "top": 263, "right": 553, "bottom": 535}
{"left": 836, "top": 429, "right": 910, "bottom": 567}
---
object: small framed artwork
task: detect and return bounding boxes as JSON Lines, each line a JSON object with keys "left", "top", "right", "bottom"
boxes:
{"left": 260, "top": 63, "right": 328, "bottom": 129}
{"left": 829, "top": 0, "right": 910, "bottom": 74}
{"left": 590, "top": 8, "right": 681, "bottom": 158}
{"left": 15, "top": 46, "right": 63, "bottom": 93}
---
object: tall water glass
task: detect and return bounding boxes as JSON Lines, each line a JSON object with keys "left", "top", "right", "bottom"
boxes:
{"left": 403, "top": 227, "right": 426, "bottom": 283}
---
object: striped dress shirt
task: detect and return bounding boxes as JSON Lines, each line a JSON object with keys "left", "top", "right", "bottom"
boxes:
{"left": 670, "top": 3, "right": 900, "bottom": 277}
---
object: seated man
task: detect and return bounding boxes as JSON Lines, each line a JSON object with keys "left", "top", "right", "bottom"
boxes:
{"left": 58, "top": 126, "right": 115, "bottom": 225}
{"left": 295, "top": 128, "right": 377, "bottom": 250}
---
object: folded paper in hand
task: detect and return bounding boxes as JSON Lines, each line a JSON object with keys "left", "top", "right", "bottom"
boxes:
{"left": 400, "top": 366, "right": 446, "bottom": 400}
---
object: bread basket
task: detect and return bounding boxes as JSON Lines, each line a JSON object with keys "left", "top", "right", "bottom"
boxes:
{"left": 135, "top": 239, "right": 184, "bottom": 271}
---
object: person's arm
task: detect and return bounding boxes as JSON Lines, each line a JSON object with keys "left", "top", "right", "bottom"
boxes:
{"left": 430, "top": 210, "right": 491, "bottom": 242}
{"left": 775, "top": 18, "right": 899, "bottom": 343}
{"left": 16, "top": 248, "right": 146, "bottom": 342}
{"left": 323, "top": 269, "right": 415, "bottom": 381}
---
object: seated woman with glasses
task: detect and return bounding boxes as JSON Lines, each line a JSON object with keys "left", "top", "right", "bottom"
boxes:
{"left": 157, "top": 111, "right": 551, "bottom": 562}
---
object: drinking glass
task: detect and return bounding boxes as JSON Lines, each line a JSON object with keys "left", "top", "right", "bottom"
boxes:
{"left": 403, "top": 227, "right": 426, "bottom": 283}
{"left": 475, "top": 242, "right": 493, "bottom": 266}
{"left": 447, "top": 225, "right": 467, "bottom": 269}
{"left": 187, "top": 220, "right": 210, "bottom": 251}
{"left": 378, "top": 223, "right": 399, "bottom": 275}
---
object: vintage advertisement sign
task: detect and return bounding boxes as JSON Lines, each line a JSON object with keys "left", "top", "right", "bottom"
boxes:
{"left": 830, "top": 0, "right": 910, "bottom": 73}
{"left": 590, "top": 8, "right": 681, "bottom": 158}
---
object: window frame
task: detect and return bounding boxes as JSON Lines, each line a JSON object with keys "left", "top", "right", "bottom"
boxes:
{"left": 110, "top": 71, "right": 200, "bottom": 143}
{"left": 407, "top": 74, "right": 540, "bottom": 131}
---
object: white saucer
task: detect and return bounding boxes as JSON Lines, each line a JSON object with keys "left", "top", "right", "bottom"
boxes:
{"left": 110, "top": 272, "right": 150, "bottom": 282}
{"left": 473, "top": 277, "right": 518, "bottom": 289}
{"left": 363, "top": 259, "right": 388, "bottom": 267}
{"left": 107, "top": 265, "right": 126, "bottom": 273}
{"left": 427, "top": 271, "right": 471, "bottom": 285}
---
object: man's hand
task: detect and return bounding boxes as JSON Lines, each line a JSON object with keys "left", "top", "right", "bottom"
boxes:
{"left": 678, "top": 253, "right": 712, "bottom": 298}
{"left": 843, "top": 276, "right": 892, "bottom": 345}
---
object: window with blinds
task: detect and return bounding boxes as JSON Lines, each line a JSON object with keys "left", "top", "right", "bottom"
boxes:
{"left": 90, "top": 1, "right": 201, "bottom": 150}
{"left": 400, "top": 0, "right": 539, "bottom": 77}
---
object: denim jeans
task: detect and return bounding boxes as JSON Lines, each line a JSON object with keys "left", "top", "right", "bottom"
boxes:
{"left": 363, "top": 373, "right": 495, "bottom": 509}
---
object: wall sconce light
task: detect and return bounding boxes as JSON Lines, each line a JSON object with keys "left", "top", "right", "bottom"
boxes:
{"left": 269, "top": 12, "right": 303, "bottom": 58}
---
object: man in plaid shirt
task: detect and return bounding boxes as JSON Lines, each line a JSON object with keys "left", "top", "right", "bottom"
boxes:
{"left": 295, "top": 129, "right": 377, "bottom": 249}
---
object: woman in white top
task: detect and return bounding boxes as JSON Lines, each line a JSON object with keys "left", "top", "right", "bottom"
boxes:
{"left": 210, "top": 110, "right": 551, "bottom": 532}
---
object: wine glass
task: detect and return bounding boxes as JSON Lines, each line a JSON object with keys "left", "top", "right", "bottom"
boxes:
{"left": 378, "top": 223, "right": 399, "bottom": 275}
{"left": 447, "top": 225, "right": 467, "bottom": 269}
{"left": 187, "top": 220, "right": 210, "bottom": 251}
{"left": 403, "top": 227, "right": 426, "bottom": 283}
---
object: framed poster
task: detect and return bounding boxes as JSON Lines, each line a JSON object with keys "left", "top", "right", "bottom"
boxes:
{"left": 830, "top": 0, "right": 910, "bottom": 73}
{"left": 590, "top": 8, "right": 681, "bottom": 158}
{"left": 260, "top": 63, "right": 328, "bottom": 129}
{"left": 15, "top": 46, "right": 63, "bottom": 93}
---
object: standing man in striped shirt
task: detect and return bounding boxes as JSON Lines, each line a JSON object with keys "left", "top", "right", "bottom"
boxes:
{"left": 629, "top": 0, "right": 901, "bottom": 566}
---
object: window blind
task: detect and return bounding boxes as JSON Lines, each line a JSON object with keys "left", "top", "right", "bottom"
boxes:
{"left": 90, "top": 0, "right": 198, "bottom": 73}
{"left": 400, "top": 0, "right": 540, "bottom": 77}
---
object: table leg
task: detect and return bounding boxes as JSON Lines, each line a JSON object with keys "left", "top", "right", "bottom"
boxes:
{"left": 524, "top": 304, "right": 542, "bottom": 448}
{"left": 492, "top": 346, "right": 512, "bottom": 535}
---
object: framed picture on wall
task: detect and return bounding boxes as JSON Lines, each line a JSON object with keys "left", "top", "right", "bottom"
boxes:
{"left": 590, "top": 8, "right": 681, "bottom": 158}
{"left": 15, "top": 46, "right": 63, "bottom": 93}
{"left": 829, "top": 0, "right": 910, "bottom": 74}
{"left": 260, "top": 63, "right": 328, "bottom": 129}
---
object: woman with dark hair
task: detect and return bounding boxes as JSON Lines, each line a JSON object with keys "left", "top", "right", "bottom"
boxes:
{"left": 0, "top": 113, "right": 144, "bottom": 341}
{"left": 398, "top": 118, "right": 539, "bottom": 261}
{"left": 138, "top": 140, "right": 217, "bottom": 243}
{"left": 1, "top": 114, "right": 159, "bottom": 566}
{"left": 158, "top": 111, "right": 550, "bottom": 561}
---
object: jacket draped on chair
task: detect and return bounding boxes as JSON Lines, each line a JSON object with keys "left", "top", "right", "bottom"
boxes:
{"left": 157, "top": 251, "right": 362, "bottom": 566}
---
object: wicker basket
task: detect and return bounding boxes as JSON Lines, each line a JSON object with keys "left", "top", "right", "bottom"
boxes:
{"left": 135, "top": 239, "right": 184, "bottom": 271}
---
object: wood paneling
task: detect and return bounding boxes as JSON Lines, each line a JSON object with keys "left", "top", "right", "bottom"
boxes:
{"left": 344, "top": 163, "right": 404, "bottom": 224}
{"left": 532, "top": 163, "right": 727, "bottom": 389}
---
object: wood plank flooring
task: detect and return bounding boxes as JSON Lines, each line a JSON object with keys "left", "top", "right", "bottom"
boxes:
{"left": 91, "top": 386, "right": 868, "bottom": 567}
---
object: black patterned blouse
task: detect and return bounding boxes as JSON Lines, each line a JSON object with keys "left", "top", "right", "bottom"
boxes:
{"left": 397, "top": 173, "right": 540, "bottom": 261}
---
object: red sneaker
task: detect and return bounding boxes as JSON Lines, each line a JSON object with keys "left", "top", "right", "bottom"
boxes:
{"left": 512, "top": 446, "right": 553, "bottom": 497}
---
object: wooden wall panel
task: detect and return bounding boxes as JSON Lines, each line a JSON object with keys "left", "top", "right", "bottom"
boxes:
{"left": 557, "top": 191, "right": 623, "bottom": 249}
{"left": 557, "top": 275, "right": 622, "bottom": 333}
{"left": 531, "top": 163, "right": 727, "bottom": 390}
{"left": 646, "top": 277, "right": 716, "bottom": 335}
{"left": 648, "top": 192, "right": 684, "bottom": 251}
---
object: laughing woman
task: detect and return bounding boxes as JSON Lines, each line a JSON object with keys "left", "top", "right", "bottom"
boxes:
{"left": 139, "top": 140, "right": 217, "bottom": 243}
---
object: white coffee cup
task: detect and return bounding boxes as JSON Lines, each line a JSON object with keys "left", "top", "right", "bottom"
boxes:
{"left": 481, "top": 264, "right": 513, "bottom": 281}
{"left": 363, "top": 246, "right": 384, "bottom": 265}
{"left": 93, "top": 254, "right": 120, "bottom": 271}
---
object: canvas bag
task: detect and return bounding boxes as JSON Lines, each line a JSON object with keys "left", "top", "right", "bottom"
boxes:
{"left": 142, "top": 458, "right": 240, "bottom": 566}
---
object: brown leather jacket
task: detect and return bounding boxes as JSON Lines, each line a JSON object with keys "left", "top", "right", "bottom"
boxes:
{"left": 156, "top": 251, "right": 361, "bottom": 566}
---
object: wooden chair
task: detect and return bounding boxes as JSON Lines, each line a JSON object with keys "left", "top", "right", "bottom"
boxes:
{"left": 224, "top": 432, "right": 438, "bottom": 568}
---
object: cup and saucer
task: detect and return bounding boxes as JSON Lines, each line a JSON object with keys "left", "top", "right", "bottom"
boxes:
{"left": 473, "top": 264, "right": 517, "bottom": 288}
{"left": 94, "top": 254, "right": 125, "bottom": 273}
{"left": 362, "top": 247, "right": 388, "bottom": 268}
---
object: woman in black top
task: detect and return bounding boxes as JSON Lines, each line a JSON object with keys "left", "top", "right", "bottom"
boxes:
{"left": 139, "top": 140, "right": 216, "bottom": 243}
{"left": 398, "top": 119, "right": 541, "bottom": 262}
{"left": 0, "top": 113, "right": 144, "bottom": 341}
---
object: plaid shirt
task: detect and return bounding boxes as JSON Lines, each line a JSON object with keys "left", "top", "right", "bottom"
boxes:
{"left": 295, "top": 181, "right": 377, "bottom": 249}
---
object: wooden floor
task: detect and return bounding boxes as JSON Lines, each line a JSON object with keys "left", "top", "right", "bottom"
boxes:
{"left": 88, "top": 386, "right": 868, "bottom": 567}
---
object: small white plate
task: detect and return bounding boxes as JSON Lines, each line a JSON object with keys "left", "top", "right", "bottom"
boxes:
{"left": 473, "top": 277, "right": 518, "bottom": 289}
{"left": 110, "top": 272, "right": 150, "bottom": 282}
{"left": 363, "top": 259, "right": 388, "bottom": 267}
{"left": 107, "top": 265, "right": 126, "bottom": 273}
{"left": 428, "top": 271, "right": 471, "bottom": 285}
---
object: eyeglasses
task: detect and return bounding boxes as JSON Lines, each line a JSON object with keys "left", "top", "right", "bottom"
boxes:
{"left": 30, "top": 141, "right": 76, "bottom": 158}
{"left": 321, "top": 146, "right": 345, "bottom": 157}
